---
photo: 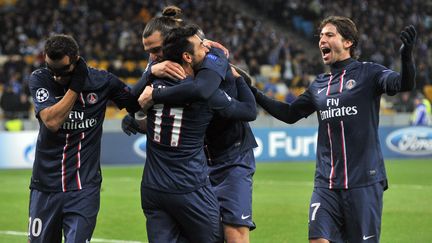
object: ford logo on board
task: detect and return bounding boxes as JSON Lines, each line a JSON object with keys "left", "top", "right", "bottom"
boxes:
{"left": 24, "top": 143, "right": 36, "bottom": 164}
{"left": 133, "top": 136, "right": 147, "bottom": 159}
{"left": 385, "top": 127, "right": 432, "bottom": 156}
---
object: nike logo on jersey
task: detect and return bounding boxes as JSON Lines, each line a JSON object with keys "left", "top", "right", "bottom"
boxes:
{"left": 363, "top": 235, "right": 375, "bottom": 240}
{"left": 223, "top": 91, "right": 232, "bottom": 101}
{"left": 317, "top": 87, "right": 327, "bottom": 94}
{"left": 55, "top": 96, "right": 64, "bottom": 99}
{"left": 241, "top": 214, "right": 250, "bottom": 220}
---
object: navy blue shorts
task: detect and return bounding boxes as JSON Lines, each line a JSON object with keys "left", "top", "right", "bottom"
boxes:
{"left": 209, "top": 149, "right": 256, "bottom": 229}
{"left": 28, "top": 186, "right": 100, "bottom": 243}
{"left": 141, "top": 185, "right": 222, "bottom": 243}
{"left": 308, "top": 181, "right": 386, "bottom": 243}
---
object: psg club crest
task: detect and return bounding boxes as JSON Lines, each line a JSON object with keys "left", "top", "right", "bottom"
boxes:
{"left": 35, "top": 88, "right": 49, "bottom": 103}
{"left": 86, "top": 93, "right": 98, "bottom": 104}
{"left": 345, "top": 79, "right": 356, "bottom": 90}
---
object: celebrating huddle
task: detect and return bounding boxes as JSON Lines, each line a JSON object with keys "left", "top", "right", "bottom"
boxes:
{"left": 27, "top": 5, "right": 417, "bottom": 243}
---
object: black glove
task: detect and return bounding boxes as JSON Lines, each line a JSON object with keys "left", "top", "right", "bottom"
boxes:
{"left": 69, "top": 57, "right": 88, "bottom": 93}
{"left": 399, "top": 25, "right": 417, "bottom": 59}
{"left": 230, "top": 64, "right": 257, "bottom": 95}
{"left": 122, "top": 114, "right": 145, "bottom": 136}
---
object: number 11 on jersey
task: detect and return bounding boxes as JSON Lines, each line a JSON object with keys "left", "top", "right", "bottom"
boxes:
{"left": 152, "top": 104, "right": 184, "bottom": 147}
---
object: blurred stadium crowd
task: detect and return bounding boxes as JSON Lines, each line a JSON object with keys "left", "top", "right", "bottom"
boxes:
{"left": 0, "top": 0, "right": 431, "bottom": 124}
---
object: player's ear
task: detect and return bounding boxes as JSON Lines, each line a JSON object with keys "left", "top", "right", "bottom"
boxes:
{"left": 183, "top": 52, "right": 192, "bottom": 64}
{"left": 343, "top": 39, "right": 353, "bottom": 50}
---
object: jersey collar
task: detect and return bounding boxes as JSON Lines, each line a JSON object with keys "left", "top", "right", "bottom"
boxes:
{"left": 330, "top": 58, "right": 356, "bottom": 73}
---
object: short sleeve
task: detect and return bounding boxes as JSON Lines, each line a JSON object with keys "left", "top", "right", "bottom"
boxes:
{"left": 197, "top": 48, "right": 228, "bottom": 79}
{"left": 28, "top": 70, "right": 58, "bottom": 117}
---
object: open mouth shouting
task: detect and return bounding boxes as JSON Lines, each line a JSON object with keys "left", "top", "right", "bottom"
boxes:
{"left": 321, "top": 47, "right": 331, "bottom": 61}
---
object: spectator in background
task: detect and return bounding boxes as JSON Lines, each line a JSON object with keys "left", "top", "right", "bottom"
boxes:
{"left": 1, "top": 84, "right": 21, "bottom": 119}
{"left": 1, "top": 84, "right": 24, "bottom": 131}
{"left": 411, "top": 93, "right": 432, "bottom": 126}
{"left": 393, "top": 91, "right": 415, "bottom": 113}
{"left": 0, "top": 83, "right": 30, "bottom": 120}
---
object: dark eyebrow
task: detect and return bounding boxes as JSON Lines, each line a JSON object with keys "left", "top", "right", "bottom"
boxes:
{"left": 146, "top": 46, "right": 162, "bottom": 54}
{"left": 319, "top": 31, "right": 335, "bottom": 37}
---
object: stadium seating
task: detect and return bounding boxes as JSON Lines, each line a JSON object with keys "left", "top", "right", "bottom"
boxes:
{"left": 0, "top": 0, "right": 431, "bottom": 120}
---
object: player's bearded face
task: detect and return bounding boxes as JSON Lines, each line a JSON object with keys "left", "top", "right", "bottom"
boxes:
{"left": 45, "top": 55, "right": 76, "bottom": 85}
{"left": 319, "top": 23, "right": 352, "bottom": 65}
{"left": 189, "top": 35, "right": 209, "bottom": 70}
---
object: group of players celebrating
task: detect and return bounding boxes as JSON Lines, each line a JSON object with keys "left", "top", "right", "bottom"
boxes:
{"left": 27, "top": 5, "right": 417, "bottom": 243}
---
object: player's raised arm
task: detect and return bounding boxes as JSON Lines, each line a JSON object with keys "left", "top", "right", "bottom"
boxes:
{"left": 151, "top": 60, "right": 186, "bottom": 81}
{"left": 151, "top": 47, "right": 228, "bottom": 104}
{"left": 250, "top": 84, "right": 315, "bottom": 124}
{"left": 203, "top": 39, "right": 229, "bottom": 58}
{"left": 208, "top": 67, "right": 257, "bottom": 121}
{"left": 375, "top": 25, "right": 417, "bottom": 95}
{"left": 399, "top": 25, "right": 417, "bottom": 91}
{"left": 35, "top": 57, "right": 87, "bottom": 132}
{"left": 230, "top": 62, "right": 298, "bottom": 122}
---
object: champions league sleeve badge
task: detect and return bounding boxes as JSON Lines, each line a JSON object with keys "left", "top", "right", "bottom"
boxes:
{"left": 207, "top": 53, "right": 223, "bottom": 66}
{"left": 35, "top": 88, "right": 49, "bottom": 103}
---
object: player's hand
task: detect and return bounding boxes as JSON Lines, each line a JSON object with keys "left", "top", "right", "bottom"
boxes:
{"left": 399, "top": 25, "right": 417, "bottom": 59}
{"left": 151, "top": 61, "right": 186, "bottom": 80}
{"left": 69, "top": 57, "right": 88, "bottom": 93}
{"left": 230, "top": 66, "right": 241, "bottom": 78}
{"left": 203, "top": 39, "right": 229, "bottom": 58}
{"left": 121, "top": 114, "right": 140, "bottom": 136}
{"left": 230, "top": 64, "right": 255, "bottom": 87}
{"left": 138, "top": 85, "right": 154, "bottom": 111}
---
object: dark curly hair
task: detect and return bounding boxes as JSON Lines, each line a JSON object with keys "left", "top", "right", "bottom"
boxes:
{"left": 44, "top": 34, "right": 79, "bottom": 61}
{"left": 162, "top": 24, "right": 200, "bottom": 65}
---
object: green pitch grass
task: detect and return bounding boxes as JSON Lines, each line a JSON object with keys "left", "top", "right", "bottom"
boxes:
{"left": 0, "top": 159, "right": 431, "bottom": 243}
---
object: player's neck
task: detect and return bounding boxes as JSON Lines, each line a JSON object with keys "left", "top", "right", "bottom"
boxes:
{"left": 183, "top": 65, "right": 194, "bottom": 77}
{"left": 330, "top": 57, "right": 355, "bottom": 73}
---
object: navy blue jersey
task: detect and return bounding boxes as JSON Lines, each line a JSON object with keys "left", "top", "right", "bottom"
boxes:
{"left": 256, "top": 59, "right": 405, "bottom": 189}
{"left": 205, "top": 69, "right": 258, "bottom": 163}
{"left": 130, "top": 60, "right": 155, "bottom": 97}
{"left": 142, "top": 76, "right": 255, "bottom": 193}
{"left": 149, "top": 48, "right": 258, "bottom": 163}
{"left": 29, "top": 67, "right": 138, "bottom": 192}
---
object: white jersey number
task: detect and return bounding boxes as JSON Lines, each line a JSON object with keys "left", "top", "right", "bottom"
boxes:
{"left": 28, "top": 217, "right": 42, "bottom": 237}
{"left": 310, "top": 202, "right": 321, "bottom": 221}
{"left": 152, "top": 104, "right": 184, "bottom": 147}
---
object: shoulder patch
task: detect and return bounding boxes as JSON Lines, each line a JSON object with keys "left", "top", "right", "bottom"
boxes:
{"left": 35, "top": 88, "right": 49, "bottom": 103}
{"left": 207, "top": 54, "right": 218, "bottom": 61}
{"left": 206, "top": 54, "right": 223, "bottom": 66}
{"left": 32, "top": 70, "right": 43, "bottom": 75}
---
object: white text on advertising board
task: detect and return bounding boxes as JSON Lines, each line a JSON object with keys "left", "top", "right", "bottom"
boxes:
{"left": 386, "top": 127, "right": 432, "bottom": 156}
